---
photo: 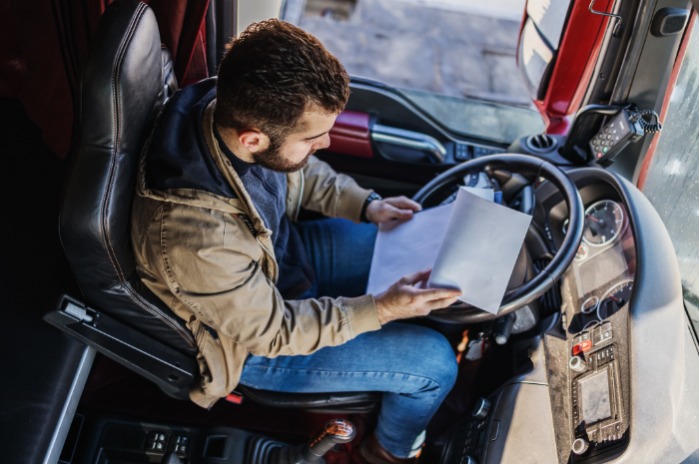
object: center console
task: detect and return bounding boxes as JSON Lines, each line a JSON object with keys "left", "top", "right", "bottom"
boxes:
{"left": 63, "top": 414, "right": 355, "bottom": 464}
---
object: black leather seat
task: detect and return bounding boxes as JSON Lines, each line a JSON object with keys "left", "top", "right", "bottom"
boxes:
{"left": 45, "top": 0, "right": 378, "bottom": 413}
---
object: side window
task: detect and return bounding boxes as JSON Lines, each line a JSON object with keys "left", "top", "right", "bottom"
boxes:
{"left": 640, "top": 20, "right": 699, "bottom": 339}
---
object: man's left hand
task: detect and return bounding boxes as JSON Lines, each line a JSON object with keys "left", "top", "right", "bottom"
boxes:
{"left": 365, "top": 196, "right": 422, "bottom": 224}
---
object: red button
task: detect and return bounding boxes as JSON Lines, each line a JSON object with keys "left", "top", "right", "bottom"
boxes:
{"left": 572, "top": 340, "right": 592, "bottom": 355}
{"left": 225, "top": 393, "right": 244, "bottom": 404}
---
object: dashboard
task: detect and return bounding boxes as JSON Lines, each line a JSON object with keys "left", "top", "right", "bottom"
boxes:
{"left": 441, "top": 169, "right": 645, "bottom": 464}
{"left": 555, "top": 198, "right": 635, "bottom": 325}
{"left": 552, "top": 190, "right": 635, "bottom": 462}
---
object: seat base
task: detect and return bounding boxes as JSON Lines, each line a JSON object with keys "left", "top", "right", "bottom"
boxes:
{"left": 237, "top": 385, "right": 380, "bottom": 414}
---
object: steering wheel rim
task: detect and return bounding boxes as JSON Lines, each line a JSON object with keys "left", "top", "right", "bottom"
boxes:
{"left": 413, "top": 153, "right": 584, "bottom": 324}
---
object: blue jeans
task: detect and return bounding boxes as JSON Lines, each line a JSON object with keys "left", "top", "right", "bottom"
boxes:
{"left": 240, "top": 218, "right": 458, "bottom": 457}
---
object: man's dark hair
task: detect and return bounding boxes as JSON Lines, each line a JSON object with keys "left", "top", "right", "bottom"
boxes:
{"left": 215, "top": 19, "right": 350, "bottom": 139}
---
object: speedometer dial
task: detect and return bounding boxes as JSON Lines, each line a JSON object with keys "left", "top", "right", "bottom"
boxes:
{"left": 597, "top": 279, "right": 633, "bottom": 320}
{"left": 583, "top": 200, "right": 624, "bottom": 246}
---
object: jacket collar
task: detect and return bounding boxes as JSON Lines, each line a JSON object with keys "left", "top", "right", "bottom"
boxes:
{"left": 202, "top": 100, "right": 272, "bottom": 239}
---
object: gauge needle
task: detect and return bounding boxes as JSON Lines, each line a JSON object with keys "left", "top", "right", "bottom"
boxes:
{"left": 586, "top": 215, "right": 606, "bottom": 228}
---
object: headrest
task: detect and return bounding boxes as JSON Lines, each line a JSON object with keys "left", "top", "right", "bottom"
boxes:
{"left": 80, "top": 0, "right": 163, "bottom": 151}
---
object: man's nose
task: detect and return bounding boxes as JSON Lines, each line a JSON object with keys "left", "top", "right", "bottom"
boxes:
{"left": 314, "top": 133, "right": 331, "bottom": 151}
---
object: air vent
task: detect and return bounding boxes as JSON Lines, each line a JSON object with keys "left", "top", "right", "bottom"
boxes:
{"left": 525, "top": 134, "right": 557, "bottom": 153}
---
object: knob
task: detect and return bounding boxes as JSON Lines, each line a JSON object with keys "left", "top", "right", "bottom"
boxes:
{"left": 305, "top": 419, "right": 356, "bottom": 461}
{"left": 471, "top": 397, "right": 491, "bottom": 420}
{"left": 572, "top": 437, "right": 589, "bottom": 455}
{"left": 273, "top": 419, "right": 356, "bottom": 464}
{"left": 569, "top": 355, "right": 587, "bottom": 373}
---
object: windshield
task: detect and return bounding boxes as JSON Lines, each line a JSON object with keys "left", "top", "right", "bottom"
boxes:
{"left": 640, "top": 21, "right": 699, "bottom": 340}
{"left": 282, "top": 0, "right": 544, "bottom": 144}
{"left": 397, "top": 88, "right": 544, "bottom": 144}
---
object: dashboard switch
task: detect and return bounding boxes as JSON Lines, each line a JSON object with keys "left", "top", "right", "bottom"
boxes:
{"left": 569, "top": 355, "right": 587, "bottom": 373}
{"left": 572, "top": 340, "right": 592, "bottom": 355}
{"left": 471, "top": 397, "right": 491, "bottom": 420}
{"left": 572, "top": 437, "right": 590, "bottom": 455}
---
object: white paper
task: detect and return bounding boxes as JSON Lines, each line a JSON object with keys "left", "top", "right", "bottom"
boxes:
{"left": 366, "top": 203, "right": 453, "bottom": 295}
{"left": 428, "top": 187, "right": 532, "bottom": 313}
{"left": 367, "top": 187, "right": 532, "bottom": 314}
{"left": 462, "top": 187, "right": 494, "bottom": 202}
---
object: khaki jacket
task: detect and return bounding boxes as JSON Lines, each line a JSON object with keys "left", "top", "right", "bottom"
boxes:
{"left": 131, "top": 101, "right": 381, "bottom": 408}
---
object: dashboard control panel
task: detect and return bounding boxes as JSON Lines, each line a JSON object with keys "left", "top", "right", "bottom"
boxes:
{"left": 549, "top": 194, "right": 634, "bottom": 462}
{"left": 569, "top": 324, "right": 626, "bottom": 453}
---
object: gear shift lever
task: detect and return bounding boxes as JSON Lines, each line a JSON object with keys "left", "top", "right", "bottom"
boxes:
{"left": 306, "top": 418, "right": 356, "bottom": 460}
{"left": 273, "top": 418, "right": 356, "bottom": 463}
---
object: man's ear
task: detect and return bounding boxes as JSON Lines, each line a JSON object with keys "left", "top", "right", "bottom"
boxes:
{"left": 238, "top": 129, "right": 270, "bottom": 154}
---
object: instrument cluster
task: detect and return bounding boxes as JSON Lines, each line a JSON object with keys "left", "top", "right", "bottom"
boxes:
{"left": 560, "top": 199, "right": 635, "bottom": 335}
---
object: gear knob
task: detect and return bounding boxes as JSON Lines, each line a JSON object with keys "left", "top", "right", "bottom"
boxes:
{"left": 306, "top": 418, "right": 356, "bottom": 459}
{"left": 271, "top": 418, "right": 356, "bottom": 464}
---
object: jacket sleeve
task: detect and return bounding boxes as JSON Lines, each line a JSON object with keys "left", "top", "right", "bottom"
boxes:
{"left": 156, "top": 204, "right": 381, "bottom": 357}
{"left": 300, "top": 156, "right": 372, "bottom": 222}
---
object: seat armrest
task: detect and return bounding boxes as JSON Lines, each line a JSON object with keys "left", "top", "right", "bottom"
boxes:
{"left": 44, "top": 294, "right": 197, "bottom": 400}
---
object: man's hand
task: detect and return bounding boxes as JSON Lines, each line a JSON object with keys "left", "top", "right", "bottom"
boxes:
{"left": 374, "top": 270, "right": 462, "bottom": 324}
{"left": 365, "top": 196, "right": 421, "bottom": 224}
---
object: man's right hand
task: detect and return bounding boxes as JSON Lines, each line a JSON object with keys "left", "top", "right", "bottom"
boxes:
{"left": 374, "top": 270, "right": 462, "bottom": 324}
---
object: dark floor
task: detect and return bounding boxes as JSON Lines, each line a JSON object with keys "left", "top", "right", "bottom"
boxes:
{"left": 0, "top": 97, "right": 85, "bottom": 463}
{"left": 0, "top": 98, "right": 77, "bottom": 302}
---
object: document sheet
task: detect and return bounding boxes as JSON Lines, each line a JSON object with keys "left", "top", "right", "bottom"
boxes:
{"left": 366, "top": 187, "right": 533, "bottom": 314}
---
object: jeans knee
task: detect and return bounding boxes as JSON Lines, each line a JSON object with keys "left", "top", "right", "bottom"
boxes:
{"left": 432, "top": 334, "right": 459, "bottom": 391}
{"left": 408, "top": 326, "right": 459, "bottom": 393}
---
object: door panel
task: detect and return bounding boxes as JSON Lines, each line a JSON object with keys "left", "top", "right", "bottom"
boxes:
{"left": 319, "top": 78, "right": 507, "bottom": 197}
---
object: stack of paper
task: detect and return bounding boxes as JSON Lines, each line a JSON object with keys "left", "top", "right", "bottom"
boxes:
{"left": 366, "top": 187, "right": 532, "bottom": 314}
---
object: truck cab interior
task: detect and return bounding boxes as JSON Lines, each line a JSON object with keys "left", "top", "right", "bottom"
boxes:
{"left": 2, "top": 0, "right": 699, "bottom": 463}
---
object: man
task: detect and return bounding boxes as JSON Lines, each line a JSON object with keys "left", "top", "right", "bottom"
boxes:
{"left": 131, "top": 18, "right": 461, "bottom": 462}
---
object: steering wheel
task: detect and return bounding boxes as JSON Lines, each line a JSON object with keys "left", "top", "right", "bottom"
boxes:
{"left": 412, "top": 153, "right": 584, "bottom": 324}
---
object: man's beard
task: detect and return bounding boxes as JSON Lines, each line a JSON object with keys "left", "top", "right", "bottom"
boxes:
{"left": 252, "top": 134, "right": 312, "bottom": 173}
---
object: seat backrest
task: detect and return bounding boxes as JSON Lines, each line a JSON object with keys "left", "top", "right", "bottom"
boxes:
{"left": 59, "top": 0, "right": 196, "bottom": 355}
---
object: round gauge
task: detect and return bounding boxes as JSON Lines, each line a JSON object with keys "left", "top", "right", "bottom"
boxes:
{"left": 581, "top": 296, "right": 599, "bottom": 314}
{"left": 597, "top": 279, "right": 634, "bottom": 321}
{"left": 583, "top": 200, "right": 624, "bottom": 246}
